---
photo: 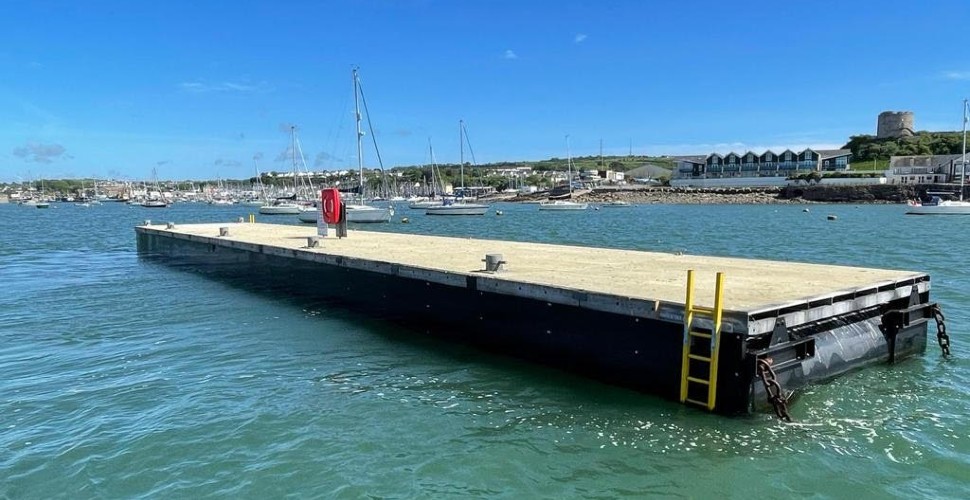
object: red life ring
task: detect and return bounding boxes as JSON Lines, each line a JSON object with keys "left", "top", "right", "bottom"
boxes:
{"left": 321, "top": 188, "right": 342, "bottom": 224}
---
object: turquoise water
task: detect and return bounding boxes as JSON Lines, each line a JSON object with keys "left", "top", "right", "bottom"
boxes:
{"left": 1, "top": 202, "right": 967, "bottom": 498}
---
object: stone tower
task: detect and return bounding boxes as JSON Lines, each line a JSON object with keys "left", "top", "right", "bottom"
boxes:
{"left": 876, "top": 111, "right": 915, "bottom": 138}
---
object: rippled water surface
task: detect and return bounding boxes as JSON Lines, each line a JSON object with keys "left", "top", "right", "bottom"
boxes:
{"left": 1, "top": 201, "right": 967, "bottom": 498}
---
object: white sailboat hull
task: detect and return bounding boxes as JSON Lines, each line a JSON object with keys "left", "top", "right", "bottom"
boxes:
{"left": 425, "top": 203, "right": 489, "bottom": 216}
{"left": 297, "top": 208, "right": 319, "bottom": 223}
{"left": 409, "top": 200, "right": 443, "bottom": 209}
{"left": 905, "top": 200, "right": 970, "bottom": 215}
{"left": 259, "top": 203, "right": 301, "bottom": 215}
{"left": 345, "top": 204, "right": 393, "bottom": 223}
{"left": 539, "top": 200, "right": 588, "bottom": 211}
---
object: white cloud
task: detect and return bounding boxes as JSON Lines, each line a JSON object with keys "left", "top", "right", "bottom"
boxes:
{"left": 503, "top": 49, "right": 518, "bottom": 60}
{"left": 574, "top": 33, "right": 587, "bottom": 43}
{"left": 178, "top": 80, "right": 271, "bottom": 93}
{"left": 942, "top": 71, "right": 970, "bottom": 80}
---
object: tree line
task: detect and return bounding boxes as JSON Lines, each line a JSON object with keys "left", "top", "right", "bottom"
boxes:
{"left": 843, "top": 131, "right": 967, "bottom": 162}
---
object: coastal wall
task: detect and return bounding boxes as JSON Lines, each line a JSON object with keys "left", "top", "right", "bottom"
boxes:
{"left": 525, "top": 183, "right": 957, "bottom": 204}
{"left": 670, "top": 177, "right": 789, "bottom": 188}
{"left": 584, "top": 184, "right": 916, "bottom": 204}
{"left": 779, "top": 184, "right": 919, "bottom": 202}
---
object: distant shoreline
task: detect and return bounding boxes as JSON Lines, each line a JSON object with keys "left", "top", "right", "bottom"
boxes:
{"left": 503, "top": 184, "right": 933, "bottom": 205}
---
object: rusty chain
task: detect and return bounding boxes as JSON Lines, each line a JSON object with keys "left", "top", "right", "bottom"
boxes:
{"left": 932, "top": 304, "right": 950, "bottom": 357}
{"left": 756, "top": 358, "right": 792, "bottom": 422}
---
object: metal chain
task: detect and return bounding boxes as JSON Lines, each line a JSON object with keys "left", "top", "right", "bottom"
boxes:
{"left": 756, "top": 358, "right": 793, "bottom": 422}
{"left": 932, "top": 304, "right": 951, "bottom": 357}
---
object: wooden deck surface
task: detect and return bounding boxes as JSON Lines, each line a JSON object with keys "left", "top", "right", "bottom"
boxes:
{"left": 148, "top": 223, "right": 925, "bottom": 312}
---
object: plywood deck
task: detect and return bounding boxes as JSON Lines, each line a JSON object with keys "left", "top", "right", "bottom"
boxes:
{"left": 144, "top": 222, "right": 925, "bottom": 313}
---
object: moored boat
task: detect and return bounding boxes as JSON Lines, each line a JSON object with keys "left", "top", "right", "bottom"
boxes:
{"left": 539, "top": 135, "right": 587, "bottom": 212}
{"left": 425, "top": 200, "right": 489, "bottom": 215}
{"left": 906, "top": 99, "right": 970, "bottom": 215}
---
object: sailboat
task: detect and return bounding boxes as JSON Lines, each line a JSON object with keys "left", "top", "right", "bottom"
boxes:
{"left": 240, "top": 157, "right": 268, "bottom": 207}
{"left": 409, "top": 138, "right": 445, "bottom": 209}
{"left": 906, "top": 99, "right": 970, "bottom": 215}
{"left": 260, "top": 127, "right": 304, "bottom": 215}
{"left": 426, "top": 120, "right": 490, "bottom": 216}
{"left": 539, "top": 135, "right": 588, "bottom": 211}
{"left": 26, "top": 177, "right": 52, "bottom": 208}
{"left": 141, "top": 169, "right": 169, "bottom": 207}
{"left": 344, "top": 67, "right": 393, "bottom": 223}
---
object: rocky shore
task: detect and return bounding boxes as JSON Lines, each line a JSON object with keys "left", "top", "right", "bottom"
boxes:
{"left": 503, "top": 184, "right": 944, "bottom": 205}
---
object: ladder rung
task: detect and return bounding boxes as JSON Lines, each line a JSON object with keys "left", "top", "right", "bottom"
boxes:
{"left": 688, "top": 331, "right": 712, "bottom": 339}
{"left": 691, "top": 306, "right": 717, "bottom": 316}
{"left": 685, "top": 398, "right": 708, "bottom": 406}
{"left": 688, "top": 354, "right": 711, "bottom": 362}
{"left": 686, "top": 376, "right": 710, "bottom": 385}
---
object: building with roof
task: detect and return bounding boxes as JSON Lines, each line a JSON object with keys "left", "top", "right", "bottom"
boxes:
{"left": 887, "top": 154, "right": 967, "bottom": 184}
{"left": 671, "top": 148, "right": 853, "bottom": 187}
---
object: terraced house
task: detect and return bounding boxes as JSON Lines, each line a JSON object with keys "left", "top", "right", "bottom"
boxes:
{"left": 671, "top": 148, "right": 853, "bottom": 187}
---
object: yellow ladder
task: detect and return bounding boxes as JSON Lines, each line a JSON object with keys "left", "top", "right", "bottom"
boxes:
{"left": 679, "top": 270, "right": 725, "bottom": 411}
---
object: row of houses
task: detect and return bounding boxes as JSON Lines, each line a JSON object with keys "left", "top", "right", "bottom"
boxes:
{"left": 668, "top": 148, "right": 854, "bottom": 187}
{"left": 674, "top": 149, "right": 853, "bottom": 180}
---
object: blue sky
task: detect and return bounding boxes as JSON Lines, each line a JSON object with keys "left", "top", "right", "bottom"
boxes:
{"left": 2, "top": 0, "right": 970, "bottom": 182}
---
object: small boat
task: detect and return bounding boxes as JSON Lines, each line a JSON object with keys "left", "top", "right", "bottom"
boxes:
{"left": 297, "top": 206, "right": 319, "bottom": 223}
{"left": 259, "top": 202, "right": 301, "bottom": 215}
{"left": 345, "top": 204, "right": 394, "bottom": 222}
{"left": 539, "top": 200, "right": 588, "bottom": 211}
{"left": 906, "top": 99, "right": 970, "bottom": 216}
{"left": 409, "top": 200, "right": 443, "bottom": 209}
{"left": 905, "top": 196, "right": 970, "bottom": 215}
{"left": 142, "top": 169, "right": 169, "bottom": 207}
{"left": 428, "top": 120, "right": 491, "bottom": 216}
{"left": 23, "top": 199, "right": 51, "bottom": 209}
{"left": 410, "top": 141, "right": 446, "bottom": 209}
{"left": 426, "top": 200, "right": 489, "bottom": 216}
{"left": 540, "top": 136, "right": 588, "bottom": 212}
{"left": 423, "top": 132, "right": 490, "bottom": 216}
{"left": 343, "top": 68, "right": 393, "bottom": 223}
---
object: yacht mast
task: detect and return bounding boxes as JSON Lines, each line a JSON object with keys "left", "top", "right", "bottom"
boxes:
{"left": 428, "top": 138, "right": 434, "bottom": 197}
{"left": 459, "top": 119, "right": 465, "bottom": 192}
{"left": 566, "top": 134, "right": 573, "bottom": 196}
{"left": 290, "top": 125, "right": 298, "bottom": 196}
{"left": 254, "top": 156, "right": 266, "bottom": 200}
{"left": 962, "top": 98, "right": 967, "bottom": 201}
{"left": 354, "top": 67, "right": 365, "bottom": 200}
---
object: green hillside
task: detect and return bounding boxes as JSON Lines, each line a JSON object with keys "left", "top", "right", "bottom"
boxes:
{"left": 843, "top": 131, "right": 966, "bottom": 162}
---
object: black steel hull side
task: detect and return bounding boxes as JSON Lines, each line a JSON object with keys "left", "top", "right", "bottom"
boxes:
{"left": 137, "top": 232, "right": 751, "bottom": 411}
{"left": 743, "top": 307, "right": 929, "bottom": 413}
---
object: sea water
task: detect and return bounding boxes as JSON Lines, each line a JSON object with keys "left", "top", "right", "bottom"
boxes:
{"left": 1, "top": 201, "right": 967, "bottom": 498}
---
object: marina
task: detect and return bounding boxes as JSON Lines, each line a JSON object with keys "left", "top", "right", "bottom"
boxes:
{"left": 136, "top": 219, "right": 942, "bottom": 416}
{"left": 2, "top": 201, "right": 966, "bottom": 497}
{"left": 5, "top": 2, "right": 970, "bottom": 494}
